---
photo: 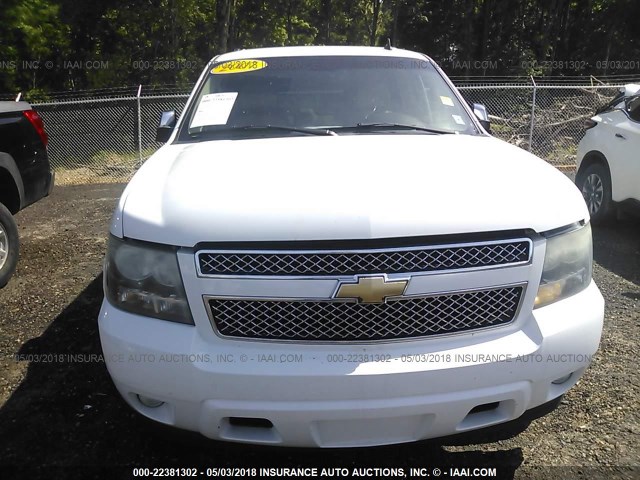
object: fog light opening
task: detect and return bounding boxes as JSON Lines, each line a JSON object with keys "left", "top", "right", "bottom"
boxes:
{"left": 552, "top": 373, "right": 573, "bottom": 385}
{"left": 137, "top": 394, "right": 165, "bottom": 408}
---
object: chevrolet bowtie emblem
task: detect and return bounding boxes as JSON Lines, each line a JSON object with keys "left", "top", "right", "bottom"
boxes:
{"left": 335, "top": 276, "right": 408, "bottom": 304}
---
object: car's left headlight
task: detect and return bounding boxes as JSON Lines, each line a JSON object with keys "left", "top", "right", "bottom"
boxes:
{"left": 534, "top": 223, "right": 593, "bottom": 309}
{"left": 105, "top": 235, "right": 194, "bottom": 324}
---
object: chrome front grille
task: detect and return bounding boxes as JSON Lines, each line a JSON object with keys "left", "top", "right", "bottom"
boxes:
{"left": 197, "top": 239, "right": 531, "bottom": 276}
{"left": 207, "top": 286, "right": 523, "bottom": 342}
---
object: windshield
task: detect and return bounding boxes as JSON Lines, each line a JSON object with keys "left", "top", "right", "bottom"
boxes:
{"left": 178, "top": 55, "right": 478, "bottom": 140}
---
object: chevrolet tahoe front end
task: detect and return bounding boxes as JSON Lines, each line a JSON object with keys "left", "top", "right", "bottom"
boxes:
{"left": 98, "top": 46, "right": 604, "bottom": 447}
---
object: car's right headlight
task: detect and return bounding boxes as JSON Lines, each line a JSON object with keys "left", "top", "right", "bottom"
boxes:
{"left": 534, "top": 223, "right": 593, "bottom": 309}
{"left": 105, "top": 235, "right": 194, "bottom": 324}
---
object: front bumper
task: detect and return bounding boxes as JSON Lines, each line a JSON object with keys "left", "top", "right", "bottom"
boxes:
{"left": 98, "top": 281, "right": 603, "bottom": 447}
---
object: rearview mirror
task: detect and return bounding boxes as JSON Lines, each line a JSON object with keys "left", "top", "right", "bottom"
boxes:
{"left": 156, "top": 110, "right": 177, "bottom": 143}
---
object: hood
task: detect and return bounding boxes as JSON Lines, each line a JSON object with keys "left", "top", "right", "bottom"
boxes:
{"left": 117, "top": 134, "right": 588, "bottom": 246}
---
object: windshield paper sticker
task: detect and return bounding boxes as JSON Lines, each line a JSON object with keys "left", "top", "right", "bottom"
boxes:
{"left": 212, "top": 60, "right": 268, "bottom": 74}
{"left": 440, "top": 96, "right": 454, "bottom": 107}
{"left": 452, "top": 114, "right": 466, "bottom": 125}
{"left": 190, "top": 92, "right": 238, "bottom": 128}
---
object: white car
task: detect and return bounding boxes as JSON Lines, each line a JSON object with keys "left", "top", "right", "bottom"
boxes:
{"left": 576, "top": 84, "right": 640, "bottom": 223}
{"left": 99, "top": 46, "right": 604, "bottom": 447}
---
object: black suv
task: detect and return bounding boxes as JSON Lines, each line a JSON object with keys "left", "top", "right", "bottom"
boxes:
{"left": 0, "top": 101, "right": 54, "bottom": 287}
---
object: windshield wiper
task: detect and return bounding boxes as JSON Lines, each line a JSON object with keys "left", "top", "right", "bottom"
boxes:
{"left": 334, "top": 123, "right": 454, "bottom": 134}
{"left": 190, "top": 124, "right": 337, "bottom": 138}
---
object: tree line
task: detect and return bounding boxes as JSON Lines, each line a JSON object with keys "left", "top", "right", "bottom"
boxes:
{"left": 0, "top": 0, "right": 638, "bottom": 95}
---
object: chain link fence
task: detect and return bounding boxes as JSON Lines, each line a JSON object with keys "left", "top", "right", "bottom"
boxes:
{"left": 33, "top": 91, "right": 189, "bottom": 184}
{"left": 460, "top": 84, "right": 622, "bottom": 169}
{"left": 27, "top": 83, "right": 630, "bottom": 184}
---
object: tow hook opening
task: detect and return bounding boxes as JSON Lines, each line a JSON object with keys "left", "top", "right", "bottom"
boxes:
{"left": 228, "top": 417, "right": 274, "bottom": 429}
{"left": 468, "top": 401, "right": 500, "bottom": 415}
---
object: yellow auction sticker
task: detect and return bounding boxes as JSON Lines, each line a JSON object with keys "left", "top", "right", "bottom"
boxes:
{"left": 211, "top": 59, "right": 268, "bottom": 74}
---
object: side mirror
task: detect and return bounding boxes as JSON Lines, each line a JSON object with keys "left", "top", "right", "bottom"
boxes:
{"left": 627, "top": 96, "right": 640, "bottom": 113}
{"left": 156, "top": 110, "right": 177, "bottom": 142}
{"left": 472, "top": 103, "right": 491, "bottom": 134}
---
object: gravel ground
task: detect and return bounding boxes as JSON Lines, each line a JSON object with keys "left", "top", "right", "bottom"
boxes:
{"left": 0, "top": 183, "right": 638, "bottom": 480}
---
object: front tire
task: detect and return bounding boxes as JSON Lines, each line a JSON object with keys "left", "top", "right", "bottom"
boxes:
{"left": 0, "top": 202, "right": 19, "bottom": 288}
{"left": 577, "top": 163, "right": 613, "bottom": 225}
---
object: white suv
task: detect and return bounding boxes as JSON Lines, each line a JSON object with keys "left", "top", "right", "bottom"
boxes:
{"left": 576, "top": 84, "right": 640, "bottom": 223}
{"left": 99, "top": 46, "right": 604, "bottom": 447}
